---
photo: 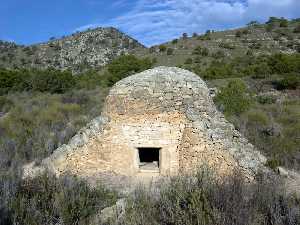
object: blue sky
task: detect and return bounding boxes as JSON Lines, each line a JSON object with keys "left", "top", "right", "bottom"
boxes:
{"left": 1, "top": 0, "right": 300, "bottom": 47}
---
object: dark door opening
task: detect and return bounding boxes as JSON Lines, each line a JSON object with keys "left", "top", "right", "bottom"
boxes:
{"left": 138, "top": 148, "right": 160, "bottom": 171}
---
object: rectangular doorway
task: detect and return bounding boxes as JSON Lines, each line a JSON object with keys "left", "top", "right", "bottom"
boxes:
{"left": 137, "top": 148, "right": 160, "bottom": 172}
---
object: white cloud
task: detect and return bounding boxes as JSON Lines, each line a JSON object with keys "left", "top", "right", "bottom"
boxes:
{"left": 77, "top": 0, "right": 300, "bottom": 46}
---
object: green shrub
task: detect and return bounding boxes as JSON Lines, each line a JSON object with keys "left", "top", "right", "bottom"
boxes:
{"left": 266, "top": 23, "right": 275, "bottom": 32}
{"left": 184, "top": 58, "right": 193, "bottom": 64}
{"left": 267, "top": 54, "right": 300, "bottom": 74}
{"left": 267, "top": 17, "right": 280, "bottom": 24}
{"left": 149, "top": 47, "right": 155, "bottom": 53}
{"left": 280, "top": 19, "right": 289, "bottom": 27}
{"left": 0, "top": 69, "right": 26, "bottom": 94}
{"left": 214, "top": 79, "right": 252, "bottom": 116}
{"left": 122, "top": 168, "right": 299, "bottom": 225}
{"left": 249, "top": 41, "right": 262, "bottom": 50}
{"left": 10, "top": 173, "right": 117, "bottom": 225}
{"left": 0, "top": 68, "right": 75, "bottom": 94}
{"left": 0, "top": 96, "right": 14, "bottom": 113}
{"left": 275, "top": 74, "right": 300, "bottom": 90}
{"left": 212, "top": 50, "right": 225, "bottom": 59}
{"left": 219, "top": 42, "right": 235, "bottom": 50}
{"left": 104, "top": 55, "right": 153, "bottom": 86}
{"left": 194, "top": 56, "right": 201, "bottom": 63}
{"left": 294, "top": 25, "right": 300, "bottom": 33}
{"left": 30, "top": 70, "right": 75, "bottom": 94}
{"left": 0, "top": 89, "right": 107, "bottom": 163}
{"left": 75, "top": 70, "right": 103, "bottom": 89}
{"left": 265, "top": 158, "right": 281, "bottom": 170}
{"left": 159, "top": 45, "right": 167, "bottom": 52}
{"left": 193, "top": 46, "right": 209, "bottom": 56}
{"left": 257, "top": 95, "right": 276, "bottom": 104}
{"left": 197, "top": 33, "right": 211, "bottom": 41}
{"left": 235, "top": 30, "right": 242, "bottom": 38}
{"left": 246, "top": 110, "right": 269, "bottom": 126}
{"left": 247, "top": 62, "right": 271, "bottom": 79}
{"left": 203, "top": 61, "right": 236, "bottom": 79}
{"left": 167, "top": 48, "right": 174, "bottom": 55}
{"left": 172, "top": 39, "right": 178, "bottom": 44}
{"left": 242, "top": 29, "right": 250, "bottom": 35}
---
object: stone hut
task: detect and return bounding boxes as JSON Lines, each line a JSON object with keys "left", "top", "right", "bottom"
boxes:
{"left": 25, "top": 67, "right": 267, "bottom": 182}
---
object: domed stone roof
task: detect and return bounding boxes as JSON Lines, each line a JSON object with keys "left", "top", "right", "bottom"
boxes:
{"left": 104, "top": 67, "right": 214, "bottom": 116}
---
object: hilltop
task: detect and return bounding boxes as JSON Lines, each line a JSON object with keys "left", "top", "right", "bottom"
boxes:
{"left": 0, "top": 27, "right": 145, "bottom": 72}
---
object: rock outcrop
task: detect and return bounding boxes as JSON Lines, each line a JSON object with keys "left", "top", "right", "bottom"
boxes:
{"left": 24, "top": 67, "right": 268, "bottom": 183}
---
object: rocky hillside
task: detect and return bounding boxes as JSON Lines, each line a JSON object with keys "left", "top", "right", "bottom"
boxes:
{"left": 135, "top": 18, "right": 300, "bottom": 68}
{"left": 0, "top": 27, "right": 145, "bottom": 72}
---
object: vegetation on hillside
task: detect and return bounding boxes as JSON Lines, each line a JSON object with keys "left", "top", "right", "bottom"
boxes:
{"left": 198, "top": 53, "right": 300, "bottom": 80}
{"left": 1, "top": 173, "right": 117, "bottom": 225}
{"left": 1, "top": 168, "right": 299, "bottom": 225}
{"left": 0, "top": 28, "right": 146, "bottom": 72}
{"left": 0, "top": 55, "right": 154, "bottom": 95}
{"left": 1, "top": 17, "right": 300, "bottom": 225}
{"left": 135, "top": 17, "right": 300, "bottom": 70}
{"left": 121, "top": 169, "right": 299, "bottom": 225}
{"left": 214, "top": 81, "right": 299, "bottom": 171}
{"left": 214, "top": 79, "right": 252, "bottom": 116}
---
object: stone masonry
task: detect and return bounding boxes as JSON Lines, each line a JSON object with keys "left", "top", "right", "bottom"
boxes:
{"left": 24, "top": 67, "right": 268, "bottom": 182}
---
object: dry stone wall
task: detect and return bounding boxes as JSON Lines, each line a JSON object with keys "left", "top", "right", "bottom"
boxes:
{"left": 24, "top": 67, "right": 268, "bottom": 182}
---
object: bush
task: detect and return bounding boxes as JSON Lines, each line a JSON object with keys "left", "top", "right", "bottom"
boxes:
{"left": 0, "top": 89, "right": 107, "bottom": 164}
{"left": 159, "top": 45, "right": 167, "bottom": 52}
{"left": 267, "top": 17, "right": 279, "bottom": 24}
{"left": 242, "top": 29, "right": 250, "bottom": 35}
{"left": 75, "top": 70, "right": 104, "bottom": 89}
{"left": 0, "top": 96, "right": 14, "bottom": 113}
{"left": 30, "top": 70, "right": 75, "bottom": 94}
{"left": 166, "top": 48, "right": 174, "bottom": 55}
{"left": 280, "top": 19, "right": 289, "bottom": 27}
{"left": 219, "top": 42, "right": 235, "bottom": 50}
{"left": 104, "top": 55, "right": 153, "bottom": 86}
{"left": 122, "top": 168, "right": 299, "bottom": 225}
{"left": 265, "top": 158, "right": 282, "bottom": 170}
{"left": 247, "top": 62, "right": 271, "bottom": 79}
{"left": 212, "top": 50, "right": 225, "bottom": 59}
{"left": 294, "top": 25, "right": 300, "bottom": 33}
{"left": 266, "top": 23, "right": 275, "bottom": 32}
{"left": 267, "top": 54, "right": 300, "bottom": 74}
{"left": 197, "top": 33, "right": 211, "bottom": 41}
{"left": 249, "top": 41, "right": 262, "bottom": 50}
{"left": 193, "top": 46, "right": 209, "bottom": 56}
{"left": 246, "top": 110, "right": 269, "bottom": 126}
{"left": 235, "top": 30, "right": 242, "bottom": 38}
{"left": 171, "top": 39, "right": 178, "bottom": 44}
{"left": 275, "top": 74, "right": 300, "bottom": 90}
{"left": 149, "top": 47, "right": 155, "bottom": 53}
{"left": 0, "top": 68, "right": 75, "bottom": 94}
{"left": 203, "top": 61, "right": 236, "bottom": 79}
{"left": 184, "top": 58, "right": 193, "bottom": 64}
{"left": 257, "top": 95, "right": 276, "bottom": 104}
{"left": 8, "top": 173, "right": 117, "bottom": 225}
{"left": 214, "top": 79, "right": 252, "bottom": 116}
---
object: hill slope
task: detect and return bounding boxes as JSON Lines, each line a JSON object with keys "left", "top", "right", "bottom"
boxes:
{"left": 0, "top": 27, "right": 145, "bottom": 72}
{"left": 135, "top": 18, "right": 300, "bottom": 69}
